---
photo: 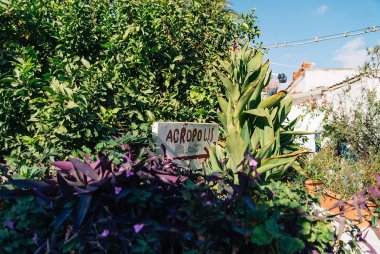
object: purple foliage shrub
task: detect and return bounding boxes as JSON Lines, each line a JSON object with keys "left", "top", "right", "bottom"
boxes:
{"left": 0, "top": 147, "right": 338, "bottom": 253}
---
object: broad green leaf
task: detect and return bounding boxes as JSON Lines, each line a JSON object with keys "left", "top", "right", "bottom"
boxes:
{"left": 20, "top": 136, "right": 40, "bottom": 145}
{"left": 73, "top": 55, "right": 80, "bottom": 62}
{"left": 244, "top": 108, "right": 266, "bottom": 117}
{"left": 264, "top": 108, "right": 273, "bottom": 128}
{"left": 248, "top": 70, "right": 270, "bottom": 110}
{"left": 282, "top": 95, "right": 293, "bottom": 117}
{"left": 173, "top": 55, "right": 183, "bottom": 62}
{"left": 273, "top": 129, "right": 281, "bottom": 155}
{"left": 256, "top": 156, "right": 297, "bottom": 174}
{"left": 217, "top": 72, "right": 239, "bottom": 102}
{"left": 242, "top": 51, "right": 263, "bottom": 89}
{"left": 240, "top": 122, "right": 250, "bottom": 147}
{"left": 66, "top": 101, "right": 78, "bottom": 109}
{"left": 250, "top": 127, "right": 261, "bottom": 150}
{"left": 234, "top": 60, "right": 270, "bottom": 117}
{"left": 219, "top": 59, "right": 232, "bottom": 74}
{"left": 55, "top": 125, "right": 68, "bottom": 133}
{"left": 300, "top": 221, "right": 311, "bottom": 235}
{"left": 258, "top": 90, "right": 287, "bottom": 109}
{"left": 270, "top": 107, "right": 278, "bottom": 122}
{"left": 0, "top": 0, "right": 10, "bottom": 8}
{"left": 262, "top": 125, "right": 274, "bottom": 148}
{"left": 226, "top": 125, "right": 246, "bottom": 170}
{"left": 145, "top": 110, "right": 155, "bottom": 121}
{"left": 251, "top": 224, "right": 273, "bottom": 245}
{"left": 0, "top": 77, "right": 15, "bottom": 83}
{"left": 136, "top": 111, "right": 144, "bottom": 121}
{"left": 217, "top": 111, "right": 227, "bottom": 130}
{"left": 256, "top": 138, "right": 275, "bottom": 160}
{"left": 208, "top": 144, "right": 223, "bottom": 173}
{"left": 80, "top": 58, "right": 91, "bottom": 69}
{"left": 265, "top": 218, "right": 282, "bottom": 238}
{"left": 217, "top": 95, "right": 228, "bottom": 114}
{"left": 234, "top": 78, "right": 260, "bottom": 117}
{"left": 267, "top": 150, "right": 309, "bottom": 159}
{"left": 247, "top": 51, "right": 263, "bottom": 74}
{"left": 111, "top": 108, "right": 121, "bottom": 114}
{"left": 279, "top": 236, "right": 305, "bottom": 254}
{"left": 122, "top": 26, "right": 136, "bottom": 40}
{"left": 284, "top": 116, "right": 302, "bottom": 131}
{"left": 291, "top": 160, "right": 307, "bottom": 176}
{"left": 226, "top": 99, "right": 233, "bottom": 129}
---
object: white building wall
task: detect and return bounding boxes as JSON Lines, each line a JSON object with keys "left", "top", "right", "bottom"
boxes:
{"left": 327, "top": 77, "right": 380, "bottom": 108}
{"left": 287, "top": 69, "right": 380, "bottom": 152}
{"left": 290, "top": 69, "right": 357, "bottom": 93}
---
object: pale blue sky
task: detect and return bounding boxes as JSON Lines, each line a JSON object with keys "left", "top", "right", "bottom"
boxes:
{"left": 229, "top": 0, "right": 380, "bottom": 81}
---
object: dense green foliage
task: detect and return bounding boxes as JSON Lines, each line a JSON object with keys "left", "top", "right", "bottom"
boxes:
{"left": 0, "top": 0, "right": 259, "bottom": 168}
{"left": 0, "top": 149, "right": 335, "bottom": 253}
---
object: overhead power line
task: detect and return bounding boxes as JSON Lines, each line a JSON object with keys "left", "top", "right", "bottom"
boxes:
{"left": 271, "top": 62, "right": 299, "bottom": 68}
{"left": 264, "top": 26, "right": 380, "bottom": 49}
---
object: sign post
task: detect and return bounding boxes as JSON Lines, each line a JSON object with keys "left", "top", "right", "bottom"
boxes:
{"left": 152, "top": 122, "right": 219, "bottom": 168}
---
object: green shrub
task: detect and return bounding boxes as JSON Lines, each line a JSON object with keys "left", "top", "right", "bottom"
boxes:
{"left": 0, "top": 0, "right": 260, "bottom": 168}
{"left": 0, "top": 149, "right": 335, "bottom": 253}
{"left": 323, "top": 88, "right": 380, "bottom": 158}
{"left": 312, "top": 86, "right": 380, "bottom": 197}
{"left": 322, "top": 45, "right": 380, "bottom": 157}
{"left": 305, "top": 144, "right": 380, "bottom": 198}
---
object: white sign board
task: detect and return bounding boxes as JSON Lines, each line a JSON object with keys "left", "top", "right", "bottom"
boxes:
{"left": 152, "top": 122, "right": 219, "bottom": 165}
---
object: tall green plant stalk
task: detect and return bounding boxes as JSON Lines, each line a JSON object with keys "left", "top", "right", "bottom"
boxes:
{"left": 209, "top": 44, "right": 310, "bottom": 182}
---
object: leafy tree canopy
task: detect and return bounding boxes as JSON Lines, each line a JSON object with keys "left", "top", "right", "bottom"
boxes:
{"left": 0, "top": 0, "right": 260, "bottom": 167}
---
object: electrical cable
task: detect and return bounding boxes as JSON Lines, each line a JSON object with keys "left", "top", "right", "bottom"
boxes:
{"left": 264, "top": 26, "right": 379, "bottom": 49}
{"left": 270, "top": 62, "right": 300, "bottom": 68}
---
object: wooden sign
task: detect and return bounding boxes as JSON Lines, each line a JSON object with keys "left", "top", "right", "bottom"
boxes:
{"left": 152, "top": 122, "right": 219, "bottom": 166}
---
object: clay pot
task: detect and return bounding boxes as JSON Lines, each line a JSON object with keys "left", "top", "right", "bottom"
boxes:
{"left": 304, "top": 180, "right": 378, "bottom": 229}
